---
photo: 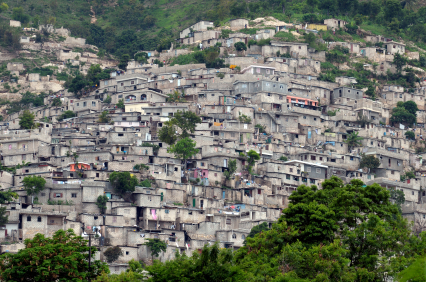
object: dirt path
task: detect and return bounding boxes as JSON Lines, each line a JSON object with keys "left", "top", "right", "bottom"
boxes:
{"left": 90, "top": 6, "right": 97, "bottom": 24}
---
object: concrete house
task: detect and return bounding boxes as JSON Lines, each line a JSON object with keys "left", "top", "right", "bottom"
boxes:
{"left": 324, "top": 18, "right": 348, "bottom": 29}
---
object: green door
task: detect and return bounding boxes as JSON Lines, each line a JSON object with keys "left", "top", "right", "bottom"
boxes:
{"left": 193, "top": 198, "right": 196, "bottom": 207}
{"left": 161, "top": 192, "right": 163, "bottom": 201}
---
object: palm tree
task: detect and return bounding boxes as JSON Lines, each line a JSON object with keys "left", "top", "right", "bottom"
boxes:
{"left": 344, "top": 132, "right": 363, "bottom": 151}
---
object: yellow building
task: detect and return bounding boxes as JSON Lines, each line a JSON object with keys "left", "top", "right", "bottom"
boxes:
{"left": 307, "top": 24, "right": 328, "bottom": 31}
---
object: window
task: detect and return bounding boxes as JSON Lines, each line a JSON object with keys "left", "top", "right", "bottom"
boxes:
{"left": 71, "top": 193, "right": 77, "bottom": 198}
{"left": 286, "top": 174, "right": 290, "bottom": 180}
{"left": 131, "top": 81, "right": 134, "bottom": 85}
{"left": 55, "top": 193, "right": 61, "bottom": 198}
{"left": 226, "top": 218, "right": 231, "bottom": 225}
{"left": 37, "top": 216, "right": 42, "bottom": 222}
{"left": 118, "top": 133, "right": 124, "bottom": 137}
{"left": 121, "top": 83, "right": 124, "bottom": 86}
{"left": 83, "top": 102, "right": 87, "bottom": 107}
{"left": 316, "top": 168, "right": 321, "bottom": 173}
{"left": 165, "top": 209, "right": 169, "bottom": 214}
{"left": 242, "top": 234, "right": 245, "bottom": 239}
{"left": 303, "top": 116, "right": 306, "bottom": 119}
{"left": 27, "top": 216, "right": 31, "bottom": 221}
{"left": 306, "top": 167, "right": 311, "bottom": 172}
{"left": 126, "top": 251, "right": 129, "bottom": 255}
{"left": 41, "top": 193, "right": 45, "bottom": 197}
{"left": 290, "top": 168, "right": 293, "bottom": 172}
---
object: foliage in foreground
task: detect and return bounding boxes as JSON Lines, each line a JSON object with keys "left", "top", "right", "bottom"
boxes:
{"left": 0, "top": 229, "right": 108, "bottom": 281}
{"left": 145, "top": 176, "right": 426, "bottom": 281}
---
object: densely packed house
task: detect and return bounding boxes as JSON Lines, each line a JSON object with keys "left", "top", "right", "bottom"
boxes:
{"left": 1, "top": 18, "right": 426, "bottom": 272}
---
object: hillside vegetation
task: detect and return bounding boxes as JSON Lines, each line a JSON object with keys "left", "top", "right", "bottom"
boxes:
{"left": 1, "top": 0, "right": 426, "bottom": 59}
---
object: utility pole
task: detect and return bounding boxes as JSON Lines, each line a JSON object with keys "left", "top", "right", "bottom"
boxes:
{"left": 81, "top": 225, "right": 98, "bottom": 282}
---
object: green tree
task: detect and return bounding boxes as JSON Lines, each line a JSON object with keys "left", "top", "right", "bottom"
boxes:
{"left": 19, "top": 110, "right": 35, "bottom": 129}
{"left": 86, "top": 64, "right": 110, "bottom": 87}
{"left": 143, "top": 238, "right": 167, "bottom": 261}
{"left": 118, "top": 54, "right": 130, "bottom": 70}
{"left": 22, "top": 175, "right": 46, "bottom": 196}
{"left": 393, "top": 52, "right": 407, "bottom": 72}
{"left": 158, "top": 110, "right": 201, "bottom": 145}
{"left": 223, "top": 159, "right": 237, "bottom": 180}
{"left": 51, "top": 97, "right": 62, "bottom": 107}
{"left": 103, "top": 246, "right": 123, "bottom": 263}
{"left": 135, "top": 52, "right": 148, "bottom": 64}
{"left": 403, "top": 100, "right": 419, "bottom": 116}
{"left": 98, "top": 111, "right": 111, "bottom": 123}
{"left": 279, "top": 156, "right": 288, "bottom": 161}
{"left": 238, "top": 114, "right": 252, "bottom": 123}
{"left": 344, "top": 131, "right": 363, "bottom": 151}
{"left": 246, "top": 222, "right": 269, "bottom": 241}
{"left": 359, "top": 154, "right": 380, "bottom": 170}
{"left": 96, "top": 195, "right": 109, "bottom": 213}
{"left": 389, "top": 186, "right": 405, "bottom": 213}
{"left": 167, "top": 138, "right": 199, "bottom": 172}
{"left": 0, "top": 229, "right": 108, "bottom": 281}
{"left": 406, "top": 170, "right": 416, "bottom": 179}
{"left": 234, "top": 41, "right": 247, "bottom": 51}
{"left": 246, "top": 150, "right": 260, "bottom": 173}
{"left": 0, "top": 3, "right": 9, "bottom": 13}
{"left": 0, "top": 190, "right": 18, "bottom": 226}
{"left": 146, "top": 243, "right": 246, "bottom": 281}
{"left": 103, "top": 95, "right": 112, "bottom": 104}
{"left": 166, "top": 90, "right": 186, "bottom": 103}
{"left": 109, "top": 171, "right": 138, "bottom": 195}
{"left": 68, "top": 75, "right": 88, "bottom": 97}
{"left": 116, "top": 99, "right": 125, "bottom": 109}
{"left": 134, "top": 164, "right": 149, "bottom": 171}
{"left": 12, "top": 7, "right": 29, "bottom": 24}
{"left": 235, "top": 177, "right": 422, "bottom": 281}
{"left": 390, "top": 106, "right": 416, "bottom": 126}
{"left": 94, "top": 259, "right": 145, "bottom": 281}
{"left": 365, "top": 85, "right": 375, "bottom": 97}
{"left": 139, "top": 179, "right": 151, "bottom": 187}
{"left": 405, "top": 131, "right": 415, "bottom": 140}
{"left": 57, "top": 110, "right": 76, "bottom": 121}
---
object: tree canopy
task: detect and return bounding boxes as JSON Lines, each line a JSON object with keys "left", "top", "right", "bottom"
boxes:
{"left": 146, "top": 243, "right": 245, "bottom": 282}
{"left": 57, "top": 111, "right": 76, "bottom": 122}
{"left": 167, "top": 138, "right": 199, "bottom": 164}
{"left": 390, "top": 101, "right": 418, "bottom": 126}
{"left": 104, "top": 246, "right": 123, "bottom": 263}
{"left": 143, "top": 238, "right": 167, "bottom": 261}
{"left": 158, "top": 110, "right": 202, "bottom": 145}
{"left": 96, "top": 195, "right": 109, "bottom": 213}
{"left": 0, "top": 190, "right": 18, "bottom": 226}
{"left": 0, "top": 229, "right": 108, "bottom": 281}
{"left": 19, "top": 110, "right": 36, "bottom": 129}
{"left": 22, "top": 175, "right": 46, "bottom": 196}
{"left": 359, "top": 154, "right": 381, "bottom": 170}
{"left": 233, "top": 177, "right": 426, "bottom": 281}
{"left": 109, "top": 171, "right": 138, "bottom": 195}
